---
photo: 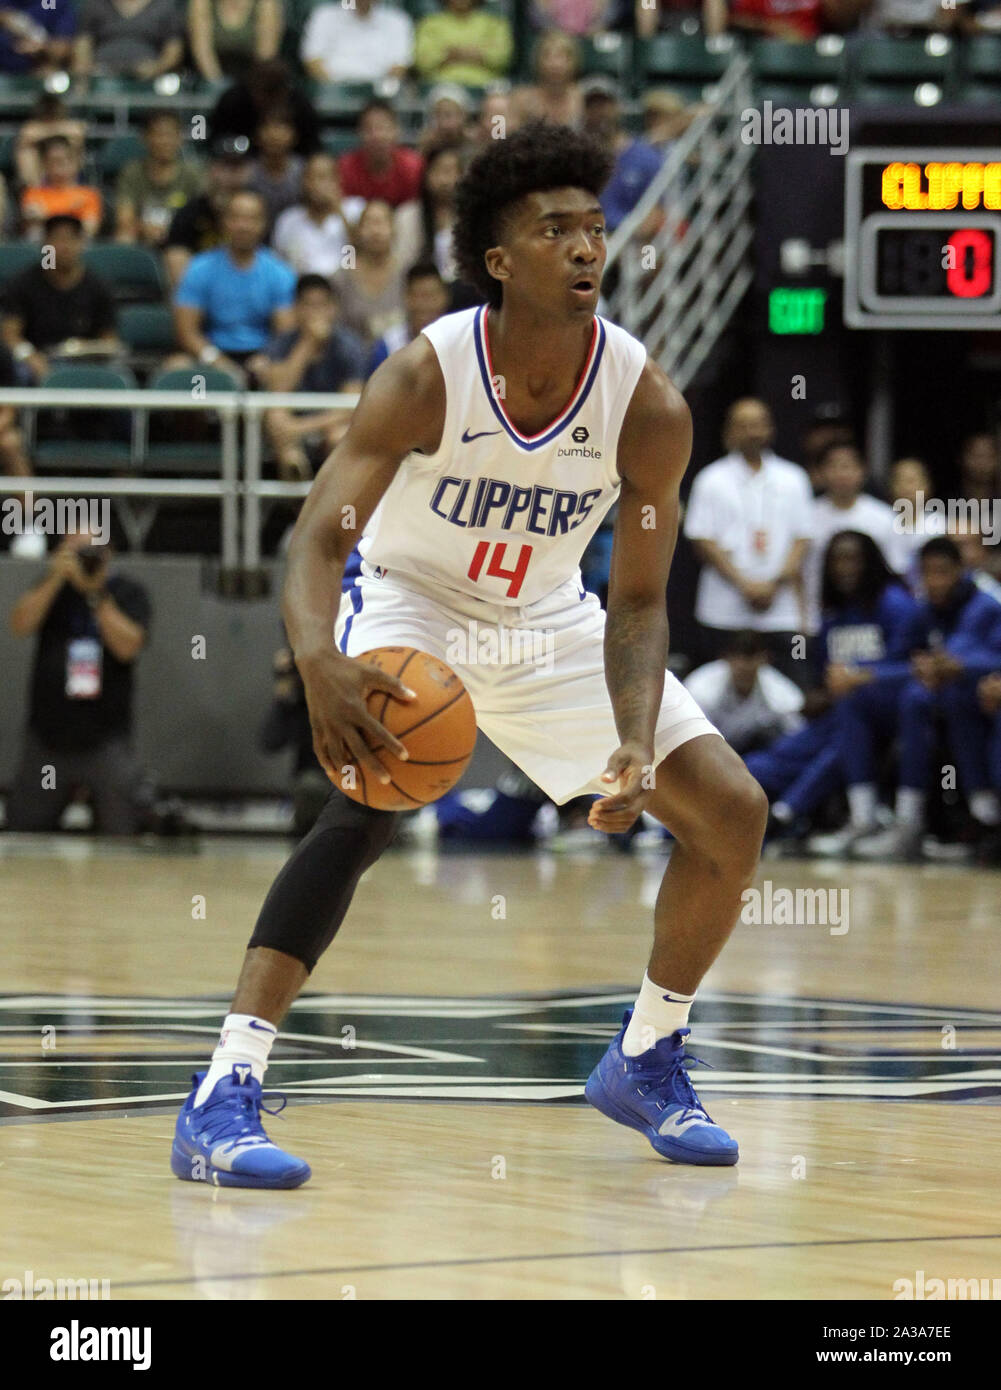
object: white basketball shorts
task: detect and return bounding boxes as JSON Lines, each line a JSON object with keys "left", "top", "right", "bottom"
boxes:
{"left": 333, "top": 566, "right": 721, "bottom": 805}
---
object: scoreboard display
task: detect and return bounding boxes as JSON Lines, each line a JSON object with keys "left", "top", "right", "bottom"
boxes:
{"left": 844, "top": 147, "right": 1001, "bottom": 329}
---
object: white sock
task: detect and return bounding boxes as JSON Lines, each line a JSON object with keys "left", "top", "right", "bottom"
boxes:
{"left": 847, "top": 784, "right": 877, "bottom": 830}
{"left": 896, "top": 786, "right": 926, "bottom": 828}
{"left": 622, "top": 974, "right": 695, "bottom": 1057}
{"left": 194, "top": 1013, "right": 277, "bottom": 1107}
{"left": 970, "top": 791, "right": 1001, "bottom": 826}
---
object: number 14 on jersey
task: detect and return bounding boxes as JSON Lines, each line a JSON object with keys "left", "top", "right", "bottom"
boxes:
{"left": 467, "top": 541, "right": 533, "bottom": 599}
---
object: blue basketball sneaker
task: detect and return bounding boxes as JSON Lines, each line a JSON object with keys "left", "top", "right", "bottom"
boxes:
{"left": 171, "top": 1065, "right": 311, "bottom": 1189}
{"left": 585, "top": 1012, "right": 738, "bottom": 1166}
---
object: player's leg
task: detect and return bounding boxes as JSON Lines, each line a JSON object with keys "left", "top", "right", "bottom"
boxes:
{"left": 470, "top": 584, "right": 763, "bottom": 1166}
{"left": 171, "top": 787, "right": 400, "bottom": 1189}
{"left": 172, "top": 572, "right": 456, "bottom": 1188}
{"left": 583, "top": 734, "right": 765, "bottom": 1167}
{"left": 641, "top": 733, "right": 768, "bottom": 992}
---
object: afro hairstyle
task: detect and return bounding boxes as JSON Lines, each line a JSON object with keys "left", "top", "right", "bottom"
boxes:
{"left": 453, "top": 120, "right": 613, "bottom": 308}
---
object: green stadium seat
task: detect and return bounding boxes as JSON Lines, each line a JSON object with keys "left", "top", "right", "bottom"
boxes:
{"left": 83, "top": 245, "right": 165, "bottom": 303}
{"left": 117, "top": 304, "right": 176, "bottom": 354}
{"left": 0, "top": 241, "right": 40, "bottom": 286}
{"left": 0, "top": 74, "right": 45, "bottom": 117}
{"left": 321, "top": 129, "right": 361, "bottom": 158}
{"left": 638, "top": 34, "right": 739, "bottom": 83}
{"left": 851, "top": 35, "right": 954, "bottom": 81}
{"left": 963, "top": 34, "right": 1001, "bottom": 78}
{"left": 577, "top": 33, "right": 634, "bottom": 85}
{"left": 851, "top": 81, "right": 945, "bottom": 107}
{"left": 96, "top": 133, "right": 146, "bottom": 181}
{"left": 955, "top": 80, "right": 1001, "bottom": 105}
{"left": 756, "top": 82, "right": 843, "bottom": 108}
{"left": 751, "top": 37, "right": 844, "bottom": 82}
{"left": 33, "top": 364, "right": 138, "bottom": 472}
{"left": 309, "top": 81, "right": 377, "bottom": 119}
{"left": 147, "top": 366, "right": 239, "bottom": 393}
{"left": 143, "top": 366, "right": 238, "bottom": 475}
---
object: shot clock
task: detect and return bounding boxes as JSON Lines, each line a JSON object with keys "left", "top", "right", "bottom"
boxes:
{"left": 844, "top": 147, "right": 1001, "bottom": 329}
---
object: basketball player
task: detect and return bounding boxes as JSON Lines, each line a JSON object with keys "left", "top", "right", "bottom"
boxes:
{"left": 172, "top": 123, "right": 768, "bottom": 1187}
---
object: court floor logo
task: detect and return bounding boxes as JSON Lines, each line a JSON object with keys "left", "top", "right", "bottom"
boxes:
{"left": 0, "top": 989, "right": 999, "bottom": 1120}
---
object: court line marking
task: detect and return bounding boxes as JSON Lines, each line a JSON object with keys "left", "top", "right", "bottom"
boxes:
{"left": 113, "top": 1230, "right": 1001, "bottom": 1291}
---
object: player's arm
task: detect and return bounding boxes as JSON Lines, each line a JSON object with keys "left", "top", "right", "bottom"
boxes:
{"left": 590, "top": 360, "right": 691, "bottom": 833}
{"left": 284, "top": 337, "right": 445, "bottom": 785}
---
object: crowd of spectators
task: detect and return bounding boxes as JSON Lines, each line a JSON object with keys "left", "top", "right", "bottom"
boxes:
{"left": 0, "top": 5, "right": 999, "bottom": 846}
{"left": 0, "top": 17, "right": 707, "bottom": 488}
{"left": 1, "top": 0, "right": 998, "bottom": 90}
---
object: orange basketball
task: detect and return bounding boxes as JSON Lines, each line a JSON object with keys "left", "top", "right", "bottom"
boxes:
{"left": 333, "top": 647, "right": 477, "bottom": 811}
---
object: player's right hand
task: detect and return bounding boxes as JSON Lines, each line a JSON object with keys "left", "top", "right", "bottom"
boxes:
{"left": 298, "top": 650, "right": 416, "bottom": 786}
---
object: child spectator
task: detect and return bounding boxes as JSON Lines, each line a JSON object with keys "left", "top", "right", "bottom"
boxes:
{"left": 21, "top": 136, "right": 103, "bottom": 240}
{"left": 259, "top": 275, "right": 365, "bottom": 479}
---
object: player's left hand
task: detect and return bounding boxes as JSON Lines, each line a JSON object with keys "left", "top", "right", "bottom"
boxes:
{"left": 588, "top": 742, "right": 656, "bottom": 834}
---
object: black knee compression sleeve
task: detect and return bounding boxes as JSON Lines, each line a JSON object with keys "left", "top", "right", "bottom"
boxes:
{"left": 248, "top": 787, "right": 400, "bottom": 972}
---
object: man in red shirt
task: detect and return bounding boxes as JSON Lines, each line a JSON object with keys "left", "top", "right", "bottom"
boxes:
{"left": 338, "top": 99, "right": 423, "bottom": 207}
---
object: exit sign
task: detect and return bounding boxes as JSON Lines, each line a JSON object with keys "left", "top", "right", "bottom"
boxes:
{"left": 769, "top": 288, "right": 827, "bottom": 334}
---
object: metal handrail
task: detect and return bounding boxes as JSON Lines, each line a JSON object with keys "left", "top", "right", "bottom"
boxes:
{"left": 604, "top": 50, "right": 756, "bottom": 392}
{"left": 0, "top": 389, "right": 363, "bottom": 571}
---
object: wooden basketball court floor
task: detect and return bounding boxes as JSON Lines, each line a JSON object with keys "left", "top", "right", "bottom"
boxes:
{"left": 1, "top": 832, "right": 999, "bottom": 1302}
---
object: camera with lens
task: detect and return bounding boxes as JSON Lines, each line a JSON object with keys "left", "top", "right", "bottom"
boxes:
{"left": 76, "top": 544, "right": 106, "bottom": 577}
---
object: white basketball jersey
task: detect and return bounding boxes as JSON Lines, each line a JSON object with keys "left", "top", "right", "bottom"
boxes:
{"left": 357, "top": 304, "right": 647, "bottom": 607}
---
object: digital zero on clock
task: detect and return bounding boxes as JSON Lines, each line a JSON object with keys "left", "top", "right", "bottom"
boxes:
{"left": 844, "top": 147, "right": 1001, "bottom": 329}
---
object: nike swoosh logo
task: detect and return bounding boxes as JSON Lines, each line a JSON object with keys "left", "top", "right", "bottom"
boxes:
{"left": 461, "top": 428, "right": 502, "bottom": 443}
{"left": 658, "top": 1110, "right": 709, "bottom": 1137}
{"left": 248, "top": 1020, "right": 277, "bottom": 1033}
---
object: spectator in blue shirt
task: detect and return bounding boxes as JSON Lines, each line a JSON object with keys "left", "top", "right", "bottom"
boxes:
{"left": 836, "top": 536, "right": 1001, "bottom": 862}
{"left": 0, "top": 0, "right": 75, "bottom": 75}
{"left": 172, "top": 188, "right": 296, "bottom": 383}
{"left": 579, "top": 75, "right": 664, "bottom": 235}
{"left": 259, "top": 275, "right": 366, "bottom": 480}
{"left": 365, "top": 261, "right": 449, "bottom": 378}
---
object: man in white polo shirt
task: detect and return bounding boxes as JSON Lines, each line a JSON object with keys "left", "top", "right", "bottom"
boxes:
{"left": 302, "top": 0, "right": 415, "bottom": 85}
{"left": 684, "top": 398, "right": 814, "bottom": 681}
{"left": 805, "top": 441, "right": 909, "bottom": 631}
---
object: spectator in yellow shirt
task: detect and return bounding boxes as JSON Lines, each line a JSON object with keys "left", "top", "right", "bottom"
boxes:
{"left": 414, "top": 0, "right": 513, "bottom": 87}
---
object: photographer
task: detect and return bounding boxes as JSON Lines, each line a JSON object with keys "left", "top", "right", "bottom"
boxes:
{"left": 6, "top": 529, "right": 151, "bottom": 834}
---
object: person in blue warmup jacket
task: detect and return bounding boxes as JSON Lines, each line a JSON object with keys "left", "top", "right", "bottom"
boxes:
{"left": 746, "top": 530, "right": 920, "bottom": 846}
{"left": 835, "top": 536, "right": 1001, "bottom": 862}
